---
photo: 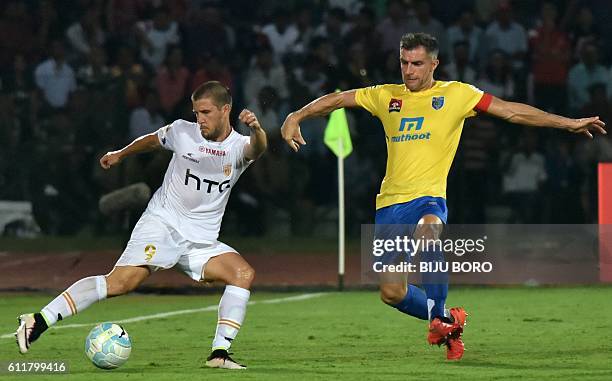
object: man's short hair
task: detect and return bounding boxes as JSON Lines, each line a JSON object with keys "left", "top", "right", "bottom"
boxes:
{"left": 400, "top": 33, "right": 439, "bottom": 58}
{"left": 191, "top": 81, "right": 232, "bottom": 108}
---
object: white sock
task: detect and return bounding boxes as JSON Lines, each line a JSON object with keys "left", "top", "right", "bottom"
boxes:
{"left": 41, "top": 276, "right": 107, "bottom": 326}
{"left": 212, "top": 285, "right": 250, "bottom": 351}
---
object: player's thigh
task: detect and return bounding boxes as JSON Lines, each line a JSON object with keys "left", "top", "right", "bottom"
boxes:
{"left": 105, "top": 265, "right": 150, "bottom": 297}
{"left": 175, "top": 241, "right": 254, "bottom": 287}
{"left": 203, "top": 252, "right": 255, "bottom": 288}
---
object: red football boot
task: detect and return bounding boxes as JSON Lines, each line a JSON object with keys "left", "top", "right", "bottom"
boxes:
{"left": 427, "top": 307, "right": 468, "bottom": 360}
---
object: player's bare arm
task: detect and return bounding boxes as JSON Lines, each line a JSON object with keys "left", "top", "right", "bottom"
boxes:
{"left": 99, "top": 132, "right": 162, "bottom": 169}
{"left": 485, "top": 96, "right": 607, "bottom": 139}
{"left": 281, "top": 90, "right": 359, "bottom": 152}
{"left": 240, "top": 109, "right": 267, "bottom": 161}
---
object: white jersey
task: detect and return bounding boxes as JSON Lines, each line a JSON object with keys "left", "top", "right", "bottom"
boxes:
{"left": 146, "top": 119, "right": 252, "bottom": 243}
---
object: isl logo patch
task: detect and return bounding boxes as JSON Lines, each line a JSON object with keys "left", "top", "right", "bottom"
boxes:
{"left": 388, "top": 98, "right": 402, "bottom": 113}
{"left": 432, "top": 96, "right": 444, "bottom": 110}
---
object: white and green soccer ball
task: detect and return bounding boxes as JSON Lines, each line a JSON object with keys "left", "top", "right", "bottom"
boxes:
{"left": 85, "top": 322, "right": 132, "bottom": 369}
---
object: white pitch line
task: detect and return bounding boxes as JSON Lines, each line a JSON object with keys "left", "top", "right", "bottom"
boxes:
{"left": 1, "top": 293, "right": 326, "bottom": 339}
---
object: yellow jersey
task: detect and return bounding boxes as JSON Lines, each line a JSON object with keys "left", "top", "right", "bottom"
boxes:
{"left": 355, "top": 81, "right": 488, "bottom": 210}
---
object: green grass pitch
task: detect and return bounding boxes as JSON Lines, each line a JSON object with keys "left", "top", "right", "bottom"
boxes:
{"left": 1, "top": 288, "right": 612, "bottom": 380}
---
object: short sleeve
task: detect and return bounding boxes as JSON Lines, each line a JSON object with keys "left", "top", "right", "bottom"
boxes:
{"left": 237, "top": 135, "right": 254, "bottom": 170}
{"left": 355, "top": 86, "right": 382, "bottom": 117}
{"left": 458, "top": 82, "right": 486, "bottom": 118}
{"left": 157, "top": 120, "right": 180, "bottom": 151}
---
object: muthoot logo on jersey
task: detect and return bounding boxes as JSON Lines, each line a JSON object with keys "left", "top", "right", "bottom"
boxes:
{"left": 392, "top": 117, "right": 430, "bottom": 143}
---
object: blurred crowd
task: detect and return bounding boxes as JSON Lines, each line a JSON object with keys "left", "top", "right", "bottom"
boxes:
{"left": 1, "top": 0, "right": 611, "bottom": 237}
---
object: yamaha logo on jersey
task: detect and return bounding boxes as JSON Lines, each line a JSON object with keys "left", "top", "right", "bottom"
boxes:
{"left": 388, "top": 98, "right": 402, "bottom": 113}
{"left": 432, "top": 96, "right": 445, "bottom": 110}
{"left": 223, "top": 164, "right": 232, "bottom": 177}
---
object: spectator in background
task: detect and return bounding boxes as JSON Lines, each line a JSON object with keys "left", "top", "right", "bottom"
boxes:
{"left": 136, "top": 6, "right": 180, "bottom": 70}
{"left": 528, "top": 1, "right": 571, "bottom": 114}
{"left": 292, "top": 6, "right": 315, "bottom": 56}
{"left": 483, "top": 1, "right": 527, "bottom": 72}
{"left": 155, "top": 45, "right": 190, "bottom": 119}
{"left": 77, "top": 46, "right": 112, "bottom": 91}
{"left": 33, "top": 0, "right": 62, "bottom": 60}
{"left": 190, "top": 54, "right": 233, "bottom": 94}
{"left": 110, "top": 45, "right": 147, "bottom": 109}
{"left": 2, "top": 54, "right": 38, "bottom": 138}
{"left": 446, "top": 8, "right": 483, "bottom": 65}
{"left": 65, "top": 6, "right": 106, "bottom": 62}
{"left": 0, "top": 1, "right": 36, "bottom": 69}
{"left": 476, "top": 50, "right": 515, "bottom": 100}
{"left": 569, "top": 6, "right": 602, "bottom": 63}
{"left": 502, "top": 130, "right": 547, "bottom": 223}
{"left": 545, "top": 138, "right": 582, "bottom": 222}
{"left": 406, "top": 0, "right": 447, "bottom": 57}
{"left": 290, "top": 55, "right": 327, "bottom": 106}
{"left": 313, "top": 7, "right": 350, "bottom": 53}
{"left": 441, "top": 41, "right": 476, "bottom": 83}
{"left": 567, "top": 43, "right": 608, "bottom": 114}
{"left": 576, "top": 83, "right": 612, "bottom": 222}
{"left": 182, "top": 5, "right": 234, "bottom": 68}
{"left": 454, "top": 117, "right": 498, "bottom": 223}
{"left": 105, "top": 0, "right": 148, "bottom": 43}
{"left": 261, "top": 8, "right": 299, "bottom": 61}
{"left": 503, "top": 129, "right": 547, "bottom": 224}
{"left": 129, "top": 90, "right": 164, "bottom": 140}
{"left": 344, "top": 7, "right": 378, "bottom": 56}
{"left": 578, "top": 83, "right": 612, "bottom": 163}
{"left": 243, "top": 46, "right": 289, "bottom": 110}
{"left": 338, "top": 41, "right": 374, "bottom": 90}
{"left": 0, "top": 94, "right": 28, "bottom": 200}
{"left": 376, "top": 0, "right": 409, "bottom": 54}
{"left": 245, "top": 86, "right": 279, "bottom": 135}
{"left": 34, "top": 40, "right": 76, "bottom": 111}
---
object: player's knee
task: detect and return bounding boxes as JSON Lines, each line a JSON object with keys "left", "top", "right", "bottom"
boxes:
{"left": 414, "top": 223, "right": 442, "bottom": 241}
{"left": 380, "top": 285, "right": 406, "bottom": 305}
{"left": 230, "top": 265, "right": 255, "bottom": 289}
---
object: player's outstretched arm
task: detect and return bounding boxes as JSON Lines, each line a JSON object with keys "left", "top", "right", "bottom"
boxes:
{"left": 281, "top": 90, "right": 359, "bottom": 152}
{"left": 240, "top": 109, "right": 267, "bottom": 161}
{"left": 99, "top": 133, "right": 162, "bottom": 169}
{"left": 485, "top": 96, "right": 607, "bottom": 138}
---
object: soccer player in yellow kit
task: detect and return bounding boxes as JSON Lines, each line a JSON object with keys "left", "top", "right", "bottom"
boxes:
{"left": 281, "top": 33, "right": 606, "bottom": 360}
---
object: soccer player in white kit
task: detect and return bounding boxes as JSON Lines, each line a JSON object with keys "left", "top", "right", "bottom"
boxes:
{"left": 15, "top": 81, "right": 267, "bottom": 370}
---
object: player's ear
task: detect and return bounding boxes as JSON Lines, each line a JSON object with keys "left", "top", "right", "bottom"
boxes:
{"left": 432, "top": 58, "right": 439, "bottom": 70}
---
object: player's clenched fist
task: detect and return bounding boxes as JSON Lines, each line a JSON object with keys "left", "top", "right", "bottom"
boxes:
{"left": 239, "top": 109, "right": 261, "bottom": 130}
{"left": 99, "top": 151, "right": 123, "bottom": 169}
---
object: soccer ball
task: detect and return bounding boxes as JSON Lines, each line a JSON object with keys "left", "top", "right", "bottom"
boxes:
{"left": 85, "top": 323, "right": 132, "bottom": 369}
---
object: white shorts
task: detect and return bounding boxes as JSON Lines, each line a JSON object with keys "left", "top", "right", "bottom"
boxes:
{"left": 115, "top": 211, "right": 238, "bottom": 281}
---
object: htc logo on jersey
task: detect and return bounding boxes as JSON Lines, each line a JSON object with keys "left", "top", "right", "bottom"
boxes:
{"left": 184, "top": 169, "right": 230, "bottom": 193}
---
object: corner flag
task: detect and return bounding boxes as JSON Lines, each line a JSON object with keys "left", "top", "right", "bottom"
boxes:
{"left": 324, "top": 100, "right": 353, "bottom": 159}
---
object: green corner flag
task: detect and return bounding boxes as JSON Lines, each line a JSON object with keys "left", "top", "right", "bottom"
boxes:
{"left": 324, "top": 95, "right": 353, "bottom": 159}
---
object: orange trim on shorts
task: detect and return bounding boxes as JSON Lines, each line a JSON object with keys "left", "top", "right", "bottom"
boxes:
{"left": 62, "top": 292, "right": 77, "bottom": 315}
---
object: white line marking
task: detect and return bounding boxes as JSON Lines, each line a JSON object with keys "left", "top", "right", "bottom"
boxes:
{"left": 1, "top": 293, "right": 325, "bottom": 339}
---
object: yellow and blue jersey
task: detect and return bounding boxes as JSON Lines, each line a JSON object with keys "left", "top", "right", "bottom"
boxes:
{"left": 355, "top": 81, "right": 490, "bottom": 210}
